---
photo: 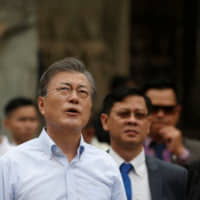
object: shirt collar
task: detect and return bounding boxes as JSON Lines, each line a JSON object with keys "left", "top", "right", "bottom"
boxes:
{"left": 39, "top": 128, "right": 85, "bottom": 159}
{"left": 109, "top": 147, "right": 146, "bottom": 176}
{"left": 130, "top": 149, "right": 146, "bottom": 176}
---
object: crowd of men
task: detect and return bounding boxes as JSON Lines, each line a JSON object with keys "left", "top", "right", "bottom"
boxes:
{"left": 0, "top": 57, "right": 199, "bottom": 200}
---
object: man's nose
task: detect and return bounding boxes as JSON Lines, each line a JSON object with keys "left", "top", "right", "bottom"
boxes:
{"left": 156, "top": 108, "right": 165, "bottom": 117}
{"left": 68, "top": 90, "right": 79, "bottom": 103}
{"left": 24, "top": 120, "right": 35, "bottom": 128}
{"left": 127, "top": 113, "right": 137, "bottom": 124}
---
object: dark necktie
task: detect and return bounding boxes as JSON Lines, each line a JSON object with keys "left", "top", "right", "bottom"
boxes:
{"left": 150, "top": 142, "right": 166, "bottom": 160}
{"left": 120, "top": 163, "right": 133, "bottom": 200}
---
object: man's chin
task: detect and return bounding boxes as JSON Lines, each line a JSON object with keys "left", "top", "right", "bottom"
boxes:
{"left": 150, "top": 134, "right": 164, "bottom": 143}
{"left": 151, "top": 123, "right": 165, "bottom": 133}
{"left": 150, "top": 131, "right": 164, "bottom": 143}
{"left": 122, "top": 136, "right": 142, "bottom": 146}
{"left": 152, "top": 123, "right": 165, "bottom": 130}
{"left": 61, "top": 120, "right": 84, "bottom": 131}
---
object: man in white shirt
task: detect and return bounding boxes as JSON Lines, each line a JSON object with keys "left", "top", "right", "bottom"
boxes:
{"left": 3, "top": 97, "right": 40, "bottom": 145}
{"left": 0, "top": 135, "right": 13, "bottom": 156}
{"left": 0, "top": 57, "right": 126, "bottom": 200}
{"left": 100, "top": 87, "right": 187, "bottom": 200}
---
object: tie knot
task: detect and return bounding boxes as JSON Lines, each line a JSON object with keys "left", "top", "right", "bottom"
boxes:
{"left": 120, "top": 163, "right": 133, "bottom": 174}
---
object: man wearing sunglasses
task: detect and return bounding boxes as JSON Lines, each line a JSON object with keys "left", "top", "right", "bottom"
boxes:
{"left": 143, "top": 79, "right": 200, "bottom": 165}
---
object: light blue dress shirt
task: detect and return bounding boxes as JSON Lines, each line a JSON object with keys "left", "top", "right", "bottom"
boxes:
{"left": 0, "top": 129, "right": 126, "bottom": 200}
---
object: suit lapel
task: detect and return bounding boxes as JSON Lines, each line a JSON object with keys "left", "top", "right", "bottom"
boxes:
{"left": 146, "top": 156, "right": 162, "bottom": 200}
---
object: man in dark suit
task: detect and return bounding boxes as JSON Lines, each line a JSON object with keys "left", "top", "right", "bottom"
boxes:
{"left": 186, "top": 160, "right": 200, "bottom": 200}
{"left": 142, "top": 79, "right": 200, "bottom": 165}
{"left": 100, "top": 87, "right": 187, "bottom": 200}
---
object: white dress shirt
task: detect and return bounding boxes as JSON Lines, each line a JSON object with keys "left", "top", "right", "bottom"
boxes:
{"left": 0, "top": 136, "right": 14, "bottom": 157}
{"left": 0, "top": 129, "right": 126, "bottom": 200}
{"left": 90, "top": 137, "right": 110, "bottom": 151}
{"left": 109, "top": 148, "right": 152, "bottom": 200}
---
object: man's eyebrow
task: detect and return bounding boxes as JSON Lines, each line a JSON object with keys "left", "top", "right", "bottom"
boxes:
{"left": 60, "top": 82, "right": 71, "bottom": 86}
{"left": 134, "top": 108, "right": 147, "bottom": 112}
{"left": 60, "top": 82, "right": 89, "bottom": 89}
{"left": 117, "top": 108, "right": 146, "bottom": 112}
{"left": 116, "top": 108, "right": 130, "bottom": 112}
{"left": 78, "top": 85, "right": 89, "bottom": 89}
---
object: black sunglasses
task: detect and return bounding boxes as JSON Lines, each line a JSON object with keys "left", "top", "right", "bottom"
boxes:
{"left": 151, "top": 105, "right": 177, "bottom": 114}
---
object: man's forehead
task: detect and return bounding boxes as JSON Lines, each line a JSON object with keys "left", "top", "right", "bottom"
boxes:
{"left": 146, "top": 88, "right": 177, "bottom": 105}
{"left": 7, "top": 106, "right": 37, "bottom": 118}
{"left": 49, "top": 71, "right": 90, "bottom": 87}
{"left": 112, "top": 95, "right": 147, "bottom": 110}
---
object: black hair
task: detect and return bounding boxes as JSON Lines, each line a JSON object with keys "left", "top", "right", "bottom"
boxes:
{"left": 101, "top": 87, "right": 152, "bottom": 115}
{"left": 109, "top": 75, "right": 135, "bottom": 91}
{"left": 142, "top": 79, "right": 179, "bottom": 103}
{"left": 4, "top": 97, "right": 37, "bottom": 116}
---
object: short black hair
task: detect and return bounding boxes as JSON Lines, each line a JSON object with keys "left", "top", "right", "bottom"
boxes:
{"left": 109, "top": 75, "right": 135, "bottom": 91}
{"left": 101, "top": 87, "right": 152, "bottom": 115}
{"left": 4, "top": 97, "right": 37, "bottom": 116}
{"left": 142, "top": 79, "right": 179, "bottom": 103}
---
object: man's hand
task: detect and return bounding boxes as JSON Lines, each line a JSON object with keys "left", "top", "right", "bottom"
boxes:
{"left": 159, "top": 126, "right": 184, "bottom": 157}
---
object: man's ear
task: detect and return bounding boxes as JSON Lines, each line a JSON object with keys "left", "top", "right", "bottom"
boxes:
{"left": 176, "top": 105, "right": 182, "bottom": 114}
{"left": 175, "top": 104, "right": 182, "bottom": 122}
{"left": 37, "top": 96, "right": 45, "bottom": 116}
{"left": 147, "top": 115, "right": 153, "bottom": 135}
{"left": 4, "top": 117, "right": 11, "bottom": 130}
{"left": 100, "top": 113, "right": 109, "bottom": 132}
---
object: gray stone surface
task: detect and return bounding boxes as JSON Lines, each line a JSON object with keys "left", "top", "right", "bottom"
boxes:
{"left": 0, "top": 0, "right": 38, "bottom": 133}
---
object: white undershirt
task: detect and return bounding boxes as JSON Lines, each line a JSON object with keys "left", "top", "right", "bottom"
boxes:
{"left": 109, "top": 148, "right": 152, "bottom": 200}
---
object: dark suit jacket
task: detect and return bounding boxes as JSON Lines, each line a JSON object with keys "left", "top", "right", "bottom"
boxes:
{"left": 146, "top": 155, "right": 188, "bottom": 200}
{"left": 186, "top": 160, "right": 200, "bottom": 200}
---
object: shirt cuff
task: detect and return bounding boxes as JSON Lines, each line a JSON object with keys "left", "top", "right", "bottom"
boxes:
{"left": 173, "top": 148, "right": 190, "bottom": 164}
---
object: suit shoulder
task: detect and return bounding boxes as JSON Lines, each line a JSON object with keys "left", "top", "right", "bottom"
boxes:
{"left": 147, "top": 155, "right": 187, "bottom": 174}
{"left": 183, "top": 137, "right": 200, "bottom": 146}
